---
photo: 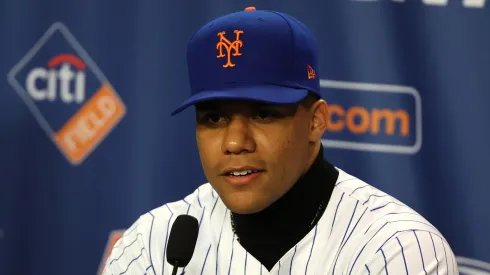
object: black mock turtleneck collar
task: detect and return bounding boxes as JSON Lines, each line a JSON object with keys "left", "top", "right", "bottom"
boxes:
{"left": 231, "top": 145, "right": 339, "bottom": 270}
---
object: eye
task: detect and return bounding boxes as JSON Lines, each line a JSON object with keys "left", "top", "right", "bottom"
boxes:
{"left": 197, "top": 112, "right": 226, "bottom": 125}
{"left": 207, "top": 114, "right": 222, "bottom": 123}
{"left": 254, "top": 109, "right": 281, "bottom": 120}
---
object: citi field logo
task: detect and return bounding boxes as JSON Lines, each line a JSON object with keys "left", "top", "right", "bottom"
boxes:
{"left": 7, "top": 22, "right": 126, "bottom": 165}
{"left": 320, "top": 80, "right": 422, "bottom": 154}
{"left": 27, "top": 53, "right": 86, "bottom": 103}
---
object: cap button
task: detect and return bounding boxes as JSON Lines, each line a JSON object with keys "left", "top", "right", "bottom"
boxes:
{"left": 244, "top": 6, "right": 256, "bottom": 11}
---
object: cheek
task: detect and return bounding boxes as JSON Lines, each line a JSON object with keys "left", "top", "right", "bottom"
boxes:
{"left": 196, "top": 134, "right": 211, "bottom": 167}
{"left": 196, "top": 133, "right": 218, "bottom": 170}
{"left": 281, "top": 122, "right": 311, "bottom": 166}
{"left": 260, "top": 126, "right": 307, "bottom": 170}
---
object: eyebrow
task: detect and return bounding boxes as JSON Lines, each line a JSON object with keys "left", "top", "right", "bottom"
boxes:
{"left": 195, "top": 102, "right": 300, "bottom": 114}
{"left": 195, "top": 105, "right": 218, "bottom": 112}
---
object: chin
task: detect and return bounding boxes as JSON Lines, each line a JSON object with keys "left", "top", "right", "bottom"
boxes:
{"left": 223, "top": 196, "right": 269, "bottom": 214}
{"left": 229, "top": 206, "right": 262, "bottom": 215}
{"left": 212, "top": 184, "right": 273, "bottom": 214}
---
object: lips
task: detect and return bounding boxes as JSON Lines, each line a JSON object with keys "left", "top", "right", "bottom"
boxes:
{"left": 228, "top": 169, "right": 260, "bottom": 176}
{"left": 220, "top": 166, "right": 265, "bottom": 186}
{"left": 221, "top": 166, "right": 264, "bottom": 176}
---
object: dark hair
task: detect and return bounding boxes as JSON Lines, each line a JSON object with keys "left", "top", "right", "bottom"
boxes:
{"left": 299, "top": 92, "right": 321, "bottom": 109}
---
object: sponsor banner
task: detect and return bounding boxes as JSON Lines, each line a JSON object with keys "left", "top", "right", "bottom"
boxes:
{"left": 7, "top": 23, "right": 126, "bottom": 165}
{"left": 320, "top": 80, "right": 422, "bottom": 154}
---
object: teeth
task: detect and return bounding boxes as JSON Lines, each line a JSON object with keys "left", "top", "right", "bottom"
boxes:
{"left": 230, "top": 170, "right": 256, "bottom": 176}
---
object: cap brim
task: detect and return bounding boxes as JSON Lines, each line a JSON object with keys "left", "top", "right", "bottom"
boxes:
{"left": 170, "top": 85, "right": 309, "bottom": 116}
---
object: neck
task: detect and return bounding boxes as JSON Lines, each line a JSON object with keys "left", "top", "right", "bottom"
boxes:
{"left": 230, "top": 145, "right": 339, "bottom": 270}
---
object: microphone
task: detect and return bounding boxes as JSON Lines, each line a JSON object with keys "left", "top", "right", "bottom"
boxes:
{"left": 166, "top": 214, "right": 199, "bottom": 275}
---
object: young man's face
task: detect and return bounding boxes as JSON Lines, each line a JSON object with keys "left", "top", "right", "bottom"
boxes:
{"left": 195, "top": 98, "right": 323, "bottom": 214}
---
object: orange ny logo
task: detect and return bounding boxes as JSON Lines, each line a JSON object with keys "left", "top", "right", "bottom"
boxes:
{"left": 216, "top": 30, "right": 244, "bottom": 68}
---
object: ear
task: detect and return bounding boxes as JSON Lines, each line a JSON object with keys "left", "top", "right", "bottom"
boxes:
{"left": 309, "top": 99, "right": 329, "bottom": 142}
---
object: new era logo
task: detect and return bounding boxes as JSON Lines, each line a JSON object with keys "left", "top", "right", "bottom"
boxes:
{"left": 307, "top": 65, "right": 316, "bottom": 79}
{"left": 7, "top": 22, "right": 126, "bottom": 165}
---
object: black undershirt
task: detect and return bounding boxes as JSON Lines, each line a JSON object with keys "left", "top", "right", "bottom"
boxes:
{"left": 230, "top": 145, "right": 339, "bottom": 270}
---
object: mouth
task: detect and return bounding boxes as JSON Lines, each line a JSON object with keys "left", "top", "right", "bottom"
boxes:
{"left": 221, "top": 166, "right": 264, "bottom": 176}
{"left": 226, "top": 169, "right": 261, "bottom": 177}
{"left": 221, "top": 167, "right": 265, "bottom": 186}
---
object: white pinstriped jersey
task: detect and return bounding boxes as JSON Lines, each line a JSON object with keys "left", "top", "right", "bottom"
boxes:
{"left": 102, "top": 168, "right": 459, "bottom": 275}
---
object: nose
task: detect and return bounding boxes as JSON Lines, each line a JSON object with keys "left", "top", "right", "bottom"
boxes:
{"left": 221, "top": 115, "right": 256, "bottom": 155}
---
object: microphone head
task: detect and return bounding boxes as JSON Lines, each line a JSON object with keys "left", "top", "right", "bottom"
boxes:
{"left": 166, "top": 214, "right": 199, "bottom": 267}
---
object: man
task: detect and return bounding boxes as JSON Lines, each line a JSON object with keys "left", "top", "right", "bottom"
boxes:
{"left": 103, "top": 7, "right": 458, "bottom": 275}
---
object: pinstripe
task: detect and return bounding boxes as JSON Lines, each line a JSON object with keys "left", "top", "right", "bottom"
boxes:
{"left": 290, "top": 246, "right": 297, "bottom": 275}
{"left": 364, "top": 222, "right": 374, "bottom": 235}
{"left": 198, "top": 207, "right": 206, "bottom": 227}
{"left": 114, "top": 223, "right": 140, "bottom": 249}
{"left": 147, "top": 212, "right": 157, "bottom": 275}
{"left": 102, "top": 171, "right": 458, "bottom": 275}
{"left": 350, "top": 185, "right": 369, "bottom": 195}
{"left": 335, "top": 178, "right": 356, "bottom": 186}
{"left": 200, "top": 244, "right": 212, "bottom": 275}
{"left": 110, "top": 233, "right": 142, "bottom": 264}
{"left": 305, "top": 224, "right": 319, "bottom": 275}
{"left": 440, "top": 236, "right": 449, "bottom": 274}
{"left": 333, "top": 202, "right": 359, "bottom": 275}
{"left": 429, "top": 233, "right": 440, "bottom": 275}
{"left": 340, "top": 202, "right": 359, "bottom": 247}
{"left": 244, "top": 252, "right": 248, "bottom": 275}
{"left": 381, "top": 248, "right": 388, "bottom": 275}
{"left": 162, "top": 205, "right": 174, "bottom": 275}
{"left": 384, "top": 219, "right": 438, "bottom": 232}
{"left": 365, "top": 264, "right": 370, "bottom": 274}
{"left": 382, "top": 212, "right": 419, "bottom": 217}
{"left": 227, "top": 237, "right": 235, "bottom": 275}
{"left": 376, "top": 232, "right": 400, "bottom": 253}
{"left": 197, "top": 188, "right": 202, "bottom": 208}
{"left": 210, "top": 197, "right": 219, "bottom": 218}
{"left": 331, "top": 192, "right": 345, "bottom": 234}
{"left": 348, "top": 221, "right": 388, "bottom": 275}
{"left": 396, "top": 237, "right": 409, "bottom": 275}
{"left": 118, "top": 247, "right": 146, "bottom": 275}
{"left": 414, "top": 231, "right": 428, "bottom": 275}
{"left": 143, "top": 264, "right": 153, "bottom": 275}
{"left": 332, "top": 207, "right": 368, "bottom": 274}
{"left": 341, "top": 207, "right": 367, "bottom": 248}
{"left": 362, "top": 194, "right": 388, "bottom": 205}
{"left": 216, "top": 209, "right": 228, "bottom": 275}
{"left": 181, "top": 207, "right": 207, "bottom": 274}
{"left": 371, "top": 202, "right": 406, "bottom": 212}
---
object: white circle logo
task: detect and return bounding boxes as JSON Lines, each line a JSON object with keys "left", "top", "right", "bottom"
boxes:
{"left": 457, "top": 256, "right": 490, "bottom": 275}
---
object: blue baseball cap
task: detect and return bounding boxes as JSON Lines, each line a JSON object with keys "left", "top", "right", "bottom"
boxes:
{"left": 171, "top": 6, "right": 320, "bottom": 116}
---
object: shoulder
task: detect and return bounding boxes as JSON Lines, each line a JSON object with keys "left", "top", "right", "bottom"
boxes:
{"left": 330, "top": 169, "right": 458, "bottom": 274}
{"left": 333, "top": 168, "right": 441, "bottom": 234}
{"left": 149, "top": 182, "right": 218, "bottom": 219}
{"left": 103, "top": 183, "right": 220, "bottom": 275}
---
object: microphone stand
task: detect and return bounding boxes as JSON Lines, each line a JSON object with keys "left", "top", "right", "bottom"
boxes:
{"left": 171, "top": 261, "right": 179, "bottom": 275}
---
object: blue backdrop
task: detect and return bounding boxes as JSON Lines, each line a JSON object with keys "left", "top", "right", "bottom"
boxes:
{"left": 1, "top": 0, "right": 489, "bottom": 274}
